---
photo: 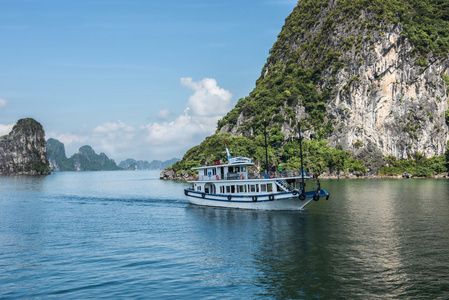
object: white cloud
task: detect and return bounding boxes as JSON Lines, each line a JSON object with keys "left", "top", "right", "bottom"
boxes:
{"left": 142, "top": 109, "right": 219, "bottom": 146}
{"left": 51, "top": 77, "right": 233, "bottom": 161}
{"left": 0, "top": 124, "right": 14, "bottom": 136}
{"left": 0, "top": 98, "right": 8, "bottom": 111}
{"left": 0, "top": 99, "right": 13, "bottom": 136}
{"left": 157, "top": 109, "right": 172, "bottom": 120}
{"left": 93, "top": 120, "right": 136, "bottom": 137}
{"left": 57, "top": 133, "right": 89, "bottom": 146}
{"left": 181, "top": 77, "right": 232, "bottom": 116}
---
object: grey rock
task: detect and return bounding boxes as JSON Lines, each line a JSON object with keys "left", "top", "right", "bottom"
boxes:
{"left": 219, "top": 5, "right": 449, "bottom": 165}
{"left": 0, "top": 118, "right": 50, "bottom": 175}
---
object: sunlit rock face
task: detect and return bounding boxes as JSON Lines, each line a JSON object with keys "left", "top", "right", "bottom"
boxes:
{"left": 219, "top": 1, "right": 449, "bottom": 161}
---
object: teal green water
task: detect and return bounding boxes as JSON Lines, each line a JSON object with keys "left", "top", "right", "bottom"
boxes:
{"left": 1, "top": 172, "right": 448, "bottom": 299}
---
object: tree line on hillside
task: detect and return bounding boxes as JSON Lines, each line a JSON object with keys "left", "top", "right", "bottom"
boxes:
{"left": 172, "top": 133, "right": 449, "bottom": 177}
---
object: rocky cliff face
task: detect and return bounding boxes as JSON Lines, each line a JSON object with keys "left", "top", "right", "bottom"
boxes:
{"left": 217, "top": 0, "right": 449, "bottom": 162}
{"left": 70, "top": 145, "right": 121, "bottom": 171}
{"left": 47, "top": 138, "right": 69, "bottom": 172}
{"left": 312, "top": 20, "right": 448, "bottom": 160}
{"left": 0, "top": 118, "right": 50, "bottom": 175}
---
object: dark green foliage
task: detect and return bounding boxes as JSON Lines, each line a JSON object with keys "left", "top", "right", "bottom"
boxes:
{"left": 353, "top": 140, "right": 364, "bottom": 148}
{"left": 173, "top": 133, "right": 366, "bottom": 175}
{"left": 446, "top": 142, "right": 449, "bottom": 170}
{"left": 31, "top": 160, "right": 50, "bottom": 174}
{"left": 380, "top": 152, "right": 448, "bottom": 176}
{"left": 173, "top": 134, "right": 257, "bottom": 175}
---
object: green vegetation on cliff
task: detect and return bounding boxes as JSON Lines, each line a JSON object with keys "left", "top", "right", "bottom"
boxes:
{"left": 173, "top": 133, "right": 366, "bottom": 175}
{"left": 218, "top": 0, "right": 449, "bottom": 136}
{"left": 174, "top": 0, "right": 449, "bottom": 177}
{"left": 173, "top": 132, "right": 449, "bottom": 177}
{"left": 380, "top": 152, "right": 448, "bottom": 177}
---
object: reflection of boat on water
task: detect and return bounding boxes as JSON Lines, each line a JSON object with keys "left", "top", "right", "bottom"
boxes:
{"left": 184, "top": 121, "right": 330, "bottom": 210}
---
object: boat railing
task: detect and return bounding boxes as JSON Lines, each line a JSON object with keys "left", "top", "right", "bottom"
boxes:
{"left": 248, "top": 170, "right": 307, "bottom": 179}
{"left": 197, "top": 173, "right": 243, "bottom": 181}
{"left": 196, "top": 170, "right": 307, "bottom": 181}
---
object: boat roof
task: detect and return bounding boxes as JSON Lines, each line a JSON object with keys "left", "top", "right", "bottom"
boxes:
{"left": 192, "top": 161, "right": 254, "bottom": 170}
{"left": 188, "top": 175, "right": 311, "bottom": 183}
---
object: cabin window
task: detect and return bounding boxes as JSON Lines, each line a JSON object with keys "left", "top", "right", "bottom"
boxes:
{"left": 204, "top": 169, "right": 207, "bottom": 176}
{"left": 198, "top": 186, "right": 201, "bottom": 191}
{"left": 250, "top": 185, "right": 256, "bottom": 193}
{"left": 231, "top": 186, "right": 235, "bottom": 193}
{"left": 220, "top": 186, "right": 224, "bottom": 193}
{"left": 242, "top": 166, "right": 246, "bottom": 172}
{"left": 229, "top": 167, "right": 233, "bottom": 172}
{"left": 267, "top": 184, "right": 273, "bottom": 192}
{"left": 213, "top": 168, "right": 216, "bottom": 175}
{"left": 235, "top": 166, "right": 240, "bottom": 172}
{"left": 239, "top": 185, "right": 246, "bottom": 193}
{"left": 226, "top": 186, "right": 230, "bottom": 193}
{"left": 261, "top": 184, "right": 266, "bottom": 192}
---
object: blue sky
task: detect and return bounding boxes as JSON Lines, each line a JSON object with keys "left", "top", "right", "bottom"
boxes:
{"left": 0, "top": 0, "right": 297, "bottom": 162}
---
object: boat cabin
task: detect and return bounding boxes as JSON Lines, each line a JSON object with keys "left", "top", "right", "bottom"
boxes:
{"left": 189, "top": 158, "right": 292, "bottom": 196}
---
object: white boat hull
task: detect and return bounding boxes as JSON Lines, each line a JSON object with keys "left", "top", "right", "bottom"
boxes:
{"left": 185, "top": 190, "right": 323, "bottom": 210}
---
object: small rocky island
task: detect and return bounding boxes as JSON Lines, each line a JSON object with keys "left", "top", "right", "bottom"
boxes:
{"left": 0, "top": 118, "right": 50, "bottom": 175}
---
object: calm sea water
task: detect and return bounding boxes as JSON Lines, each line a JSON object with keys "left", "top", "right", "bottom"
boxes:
{"left": 1, "top": 171, "right": 449, "bottom": 299}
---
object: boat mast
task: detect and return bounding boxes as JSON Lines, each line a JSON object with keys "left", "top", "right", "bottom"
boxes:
{"left": 264, "top": 119, "right": 269, "bottom": 174}
{"left": 298, "top": 119, "right": 305, "bottom": 188}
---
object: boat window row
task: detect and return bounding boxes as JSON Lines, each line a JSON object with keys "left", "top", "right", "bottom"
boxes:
{"left": 219, "top": 183, "right": 273, "bottom": 194}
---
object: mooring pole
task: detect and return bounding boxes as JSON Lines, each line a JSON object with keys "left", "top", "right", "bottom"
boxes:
{"left": 264, "top": 119, "right": 269, "bottom": 174}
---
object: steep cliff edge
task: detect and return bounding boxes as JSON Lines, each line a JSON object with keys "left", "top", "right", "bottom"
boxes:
{"left": 0, "top": 118, "right": 50, "bottom": 175}
{"left": 219, "top": 0, "right": 449, "bottom": 160}
{"left": 171, "top": 0, "right": 449, "bottom": 177}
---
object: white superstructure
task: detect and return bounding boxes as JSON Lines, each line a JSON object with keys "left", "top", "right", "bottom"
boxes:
{"left": 184, "top": 147, "right": 329, "bottom": 210}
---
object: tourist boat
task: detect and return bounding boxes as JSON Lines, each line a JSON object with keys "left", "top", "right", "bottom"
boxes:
{"left": 184, "top": 146, "right": 330, "bottom": 210}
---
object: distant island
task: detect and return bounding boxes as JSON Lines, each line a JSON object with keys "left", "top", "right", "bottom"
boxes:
{"left": 47, "top": 138, "right": 179, "bottom": 172}
{"left": 47, "top": 138, "right": 121, "bottom": 171}
{"left": 118, "top": 158, "right": 179, "bottom": 170}
{"left": 0, "top": 119, "right": 178, "bottom": 174}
